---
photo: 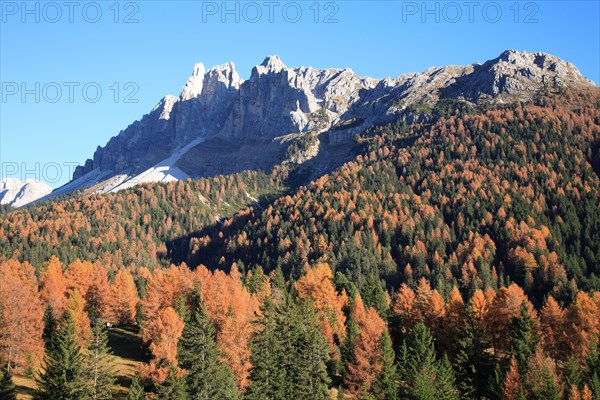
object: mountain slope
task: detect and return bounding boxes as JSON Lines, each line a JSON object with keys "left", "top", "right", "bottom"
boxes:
{"left": 47, "top": 50, "right": 594, "bottom": 201}
{"left": 0, "top": 178, "right": 52, "bottom": 207}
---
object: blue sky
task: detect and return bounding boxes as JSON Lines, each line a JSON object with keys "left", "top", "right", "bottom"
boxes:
{"left": 1, "top": 0, "right": 599, "bottom": 187}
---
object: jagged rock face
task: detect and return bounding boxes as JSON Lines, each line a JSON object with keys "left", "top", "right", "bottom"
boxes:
{"left": 70, "top": 50, "right": 595, "bottom": 190}
{"left": 441, "top": 50, "right": 594, "bottom": 102}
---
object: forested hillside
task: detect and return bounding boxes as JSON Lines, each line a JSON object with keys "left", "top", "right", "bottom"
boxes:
{"left": 1, "top": 87, "right": 599, "bottom": 399}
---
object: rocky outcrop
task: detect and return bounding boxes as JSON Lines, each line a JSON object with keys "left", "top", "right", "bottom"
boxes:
{"left": 66, "top": 50, "right": 595, "bottom": 196}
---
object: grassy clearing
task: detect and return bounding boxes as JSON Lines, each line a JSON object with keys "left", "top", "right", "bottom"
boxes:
{"left": 15, "top": 325, "right": 147, "bottom": 400}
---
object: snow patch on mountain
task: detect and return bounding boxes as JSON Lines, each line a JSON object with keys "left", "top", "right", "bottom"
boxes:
{"left": 0, "top": 178, "right": 52, "bottom": 207}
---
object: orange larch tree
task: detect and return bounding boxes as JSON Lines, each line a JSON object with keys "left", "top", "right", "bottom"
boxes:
{"left": 503, "top": 357, "right": 524, "bottom": 400}
{"left": 295, "top": 263, "right": 348, "bottom": 362}
{"left": 142, "top": 306, "right": 184, "bottom": 383}
{"left": 344, "top": 295, "right": 387, "bottom": 397}
{"left": 86, "top": 263, "right": 112, "bottom": 320}
{"left": 66, "top": 288, "right": 92, "bottom": 346}
{"left": 109, "top": 268, "right": 139, "bottom": 325}
{"left": 40, "top": 255, "right": 68, "bottom": 319}
{"left": 540, "top": 296, "right": 567, "bottom": 364}
{"left": 566, "top": 291, "right": 600, "bottom": 357}
{"left": 392, "top": 283, "right": 417, "bottom": 332}
{"left": 64, "top": 259, "right": 94, "bottom": 299}
{"left": 0, "top": 260, "right": 44, "bottom": 373}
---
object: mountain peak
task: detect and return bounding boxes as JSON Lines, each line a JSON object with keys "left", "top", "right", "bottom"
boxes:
{"left": 258, "top": 55, "right": 287, "bottom": 73}
{"left": 181, "top": 62, "right": 206, "bottom": 100}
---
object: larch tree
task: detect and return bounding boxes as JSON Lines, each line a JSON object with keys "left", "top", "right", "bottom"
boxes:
{"left": 295, "top": 263, "right": 348, "bottom": 365}
{"left": 144, "top": 307, "right": 184, "bottom": 382}
{"left": 40, "top": 256, "right": 68, "bottom": 320}
{"left": 86, "top": 264, "right": 112, "bottom": 320}
{"left": 502, "top": 357, "right": 524, "bottom": 400}
{"left": 0, "top": 260, "right": 44, "bottom": 373}
{"left": 540, "top": 296, "right": 567, "bottom": 365}
{"left": 109, "top": 268, "right": 139, "bottom": 325}
{"left": 67, "top": 289, "right": 92, "bottom": 346}
{"left": 343, "top": 295, "right": 386, "bottom": 397}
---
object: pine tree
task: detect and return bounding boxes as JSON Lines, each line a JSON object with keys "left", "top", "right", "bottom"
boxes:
{"left": 535, "top": 366, "right": 560, "bottom": 400}
{"left": 564, "top": 355, "right": 582, "bottom": 395}
{"left": 509, "top": 301, "right": 539, "bottom": 377}
{"left": 177, "top": 290, "right": 240, "bottom": 400}
{"left": 401, "top": 322, "right": 459, "bottom": 400}
{"left": 42, "top": 305, "right": 58, "bottom": 350}
{"left": 488, "top": 363, "right": 504, "bottom": 400}
{"left": 246, "top": 297, "right": 330, "bottom": 400}
{"left": 435, "top": 355, "right": 460, "bottom": 400}
{"left": 590, "top": 373, "right": 600, "bottom": 400}
{"left": 290, "top": 301, "right": 330, "bottom": 400}
{"left": 453, "top": 311, "right": 494, "bottom": 399}
{"left": 372, "top": 330, "right": 398, "bottom": 400}
{"left": 245, "top": 299, "right": 286, "bottom": 400}
{"left": 0, "top": 368, "right": 17, "bottom": 400}
{"left": 126, "top": 373, "right": 145, "bottom": 400}
{"left": 83, "top": 321, "right": 116, "bottom": 399}
{"left": 155, "top": 365, "right": 187, "bottom": 400}
{"left": 35, "top": 312, "right": 86, "bottom": 400}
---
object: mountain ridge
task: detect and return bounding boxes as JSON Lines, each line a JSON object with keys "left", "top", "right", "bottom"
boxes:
{"left": 38, "top": 50, "right": 595, "bottom": 205}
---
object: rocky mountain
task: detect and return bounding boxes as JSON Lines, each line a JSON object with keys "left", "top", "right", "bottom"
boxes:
{"left": 48, "top": 50, "right": 594, "bottom": 200}
{"left": 0, "top": 178, "right": 52, "bottom": 207}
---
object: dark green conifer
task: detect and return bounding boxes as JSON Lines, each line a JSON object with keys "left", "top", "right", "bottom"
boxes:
{"left": 126, "top": 373, "right": 145, "bottom": 400}
{"left": 0, "top": 368, "right": 17, "bottom": 400}
{"left": 155, "top": 366, "right": 187, "bottom": 400}
{"left": 177, "top": 289, "right": 240, "bottom": 400}
{"left": 509, "top": 301, "right": 539, "bottom": 377}
{"left": 35, "top": 312, "right": 86, "bottom": 400}
{"left": 83, "top": 321, "right": 116, "bottom": 399}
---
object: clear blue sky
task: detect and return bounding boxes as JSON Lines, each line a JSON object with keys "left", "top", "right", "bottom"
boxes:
{"left": 1, "top": 0, "right": 599, "bottom": 187}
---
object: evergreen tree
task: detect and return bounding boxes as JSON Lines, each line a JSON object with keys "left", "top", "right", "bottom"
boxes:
{"left": 590, "top": 373, "right": 600, "bottom": 400}
{"left": 245, "top": 299, "right": 286, "bottom": 400}
{"left": 372, "top": 330, "right": 398, "bottom": 400}
{"left": 290, "top": 301, "right": 330, "bottom": 400}
{"left": 435, "top": 355, "right": 460, "bottom": 400}
{"left": 35, "top": 312, "right": 86, "bottom": 400}
{"left": 401, "top": 322, "right": 459, "bottom": 400}
{"left": 535, "top": 366, "right": 560, "bottom": 400}
{"left": 155, "top": 366, "right": 187, "bottom": 400}
{"left": 42, "top": 305, "right": 58, "bottom": 350}
{"left": 246, "top": 298, "right": 330, "bottom": 400}
{"left": 453, "top": 311, "right": 494, "bottom": 399}
{"left": 565, "top": 355, "right": 582, "bottom": 392}
{"left": 487, "top": 363, "right": 504, "bottom": 400}
{"left": 83, "top": 321, "right": 116, "bottom": 399}
{"left": 0, "top": 368, "right": 17, "bottom": 400}
{"left": 126, "top": 373, "right": 145, "bottom": 400}
{"left": 586, "top": 341, "right": 600, "bottom": 382}
{"left": 177, "top": 290, "right": 240, "bottom": 400}
{"left": 509, "top": 301, "right": 539, "bottom": 377}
